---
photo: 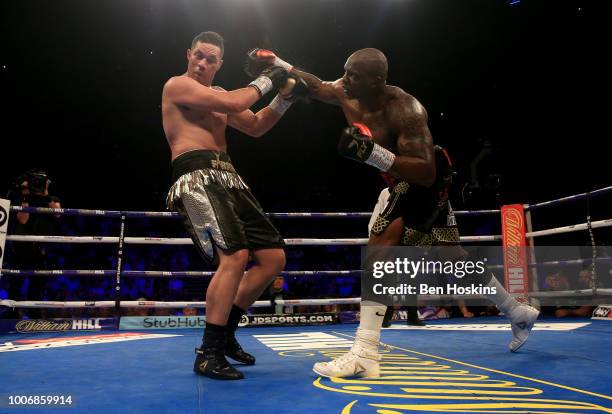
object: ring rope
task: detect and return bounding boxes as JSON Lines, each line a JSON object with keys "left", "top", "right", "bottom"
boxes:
{"left": 5, "top": 288, "right": 612, "bottom": 311}
{"left": 525, "top": 219, "right": 612, "bottom": 238}
{"left": 8, "top": 216, "right": 612, "bottom": 246}
{"left": 526, "top": 185, "right": 612, "bottom": 210}
{"left": 8, "top": 207, "right": 502, "bottom": 218}
{"left": 0, "top": 269, "right": 364, "bottom": 277}
{"left": 0, "top": 300, "right": 271, "bottom": 309}
{"left": 4, "top": 235, "right": 502, "bottom": 244}
{"left": 9, "top": 185, "right": 611, "bottom": 218}
{"left": 3, "top": 257, "right": 611, "bottom": 278}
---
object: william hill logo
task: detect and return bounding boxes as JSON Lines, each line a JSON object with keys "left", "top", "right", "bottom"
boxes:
{"left": 16, "top": 319, "right": 103, "bottom": 333}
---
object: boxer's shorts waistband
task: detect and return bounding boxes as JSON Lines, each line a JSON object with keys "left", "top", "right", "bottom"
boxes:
{"left": 166, "top": 149, "right": 249, "bottom": 210}
{"left": 171, "top": 149, "right": 238, "bottom": 181}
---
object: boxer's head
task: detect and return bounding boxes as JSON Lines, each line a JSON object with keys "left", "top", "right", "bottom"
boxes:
{"left": 342, "top": 48, "right": 388, "bottom": 99}
{"left": 187, "top": 31, "right": 224, "bottom": 86}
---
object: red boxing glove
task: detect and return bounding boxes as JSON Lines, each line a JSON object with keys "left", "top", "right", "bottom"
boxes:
{"left": 245, "top": 48, "right": 293, "bottom": 78}
{"left": 338, "top": 122, "right": 396, "bottom": 172}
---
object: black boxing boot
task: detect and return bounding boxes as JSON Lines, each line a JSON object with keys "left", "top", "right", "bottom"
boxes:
{"left": 225, "top": 305, "right": 256, "bottom": 365}
{"left": 382, "top": 306, "right": 394, "bottom": 328}
{"left": 194, "top": 322, "right": 244, "bottom": 380}
{"left": 407, "top": 307, "right": 425, "bottom": 326}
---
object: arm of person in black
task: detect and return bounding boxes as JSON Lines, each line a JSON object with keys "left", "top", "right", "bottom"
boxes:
{"left": 290, "top": 69, "right": 345, "bottom": 106}
{"left": 385, "top": 94, "right": 436, "bottom": 187}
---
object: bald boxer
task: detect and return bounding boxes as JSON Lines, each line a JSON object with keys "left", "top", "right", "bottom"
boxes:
{"left": 247, "top": 48, "right": 539, "bottom": 378}
{"left": 163, "top": 32, "right": 307, "bottom": 380}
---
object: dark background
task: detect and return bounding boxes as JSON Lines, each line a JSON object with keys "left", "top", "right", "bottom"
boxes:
{"left": 0, "top": 0, "right": 609, "bottom": 214}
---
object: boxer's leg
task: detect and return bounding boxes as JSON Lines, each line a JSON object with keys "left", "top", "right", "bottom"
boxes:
{"left": 313, "top": 216, "right": 404, "bottom": 378}
{"left": 174, "top": 180, "right": 249, "bottom": 380}
{"left": 436, "top": 242, "right": 539, "bottom": 352}
{"left": 225, "top": 188, "right": 286, "bottom": 364}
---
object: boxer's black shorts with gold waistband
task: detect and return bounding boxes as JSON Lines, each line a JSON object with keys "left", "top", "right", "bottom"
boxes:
{"left": 166, "top": 150, "right": 284, "bottom": 262}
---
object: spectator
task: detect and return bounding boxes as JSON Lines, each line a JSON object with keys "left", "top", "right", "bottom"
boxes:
{"left": 125, "top": 297, "right": 150, "bottom": 316}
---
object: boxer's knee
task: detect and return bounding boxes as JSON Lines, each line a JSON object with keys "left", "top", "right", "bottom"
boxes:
{"left": 218, "top": 248, "right": 250, "bottom": 273}
{"left": 253, "top": 248, "right": 286, "bottom": 274}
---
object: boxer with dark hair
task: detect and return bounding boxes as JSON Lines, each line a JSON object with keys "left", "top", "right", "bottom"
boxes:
{"left": 247, "top": 48, "right": 539, "bottom": 378}
{"left": 163, "top": 32, "right": 307, "bottom": 380}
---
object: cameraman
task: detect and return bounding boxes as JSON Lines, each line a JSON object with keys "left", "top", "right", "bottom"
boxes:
{"left": 6, "top": 170, "right": 61, "bottom": 304}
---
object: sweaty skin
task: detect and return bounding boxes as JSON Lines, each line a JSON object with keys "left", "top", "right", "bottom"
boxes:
{"left": 162, "top": 41, "right": 285, "bottom": 160}
{"left": 292, "top": 49, "right": 436, "bottom": 188}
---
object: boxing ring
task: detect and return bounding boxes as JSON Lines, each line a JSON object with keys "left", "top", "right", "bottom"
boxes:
{"left": 1, "top": 186, "right": 611, "bottom": 413}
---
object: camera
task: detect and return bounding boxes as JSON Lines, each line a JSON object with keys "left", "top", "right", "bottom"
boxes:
{"left": 6, "top": 169, "right": 52, "bottom": 205}
{"left": 14, "top": 169, "right": 50, "bottom": 195}
{"left": 25, "top": 170, "right": 50, "bottom": 194}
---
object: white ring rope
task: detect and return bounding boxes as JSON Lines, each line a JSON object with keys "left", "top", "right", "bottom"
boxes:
{"left": 0, "top": 269, "right": 363, "bottom": 277}
{"left": 525, "top": 219, "right": 612, "bottom": 238}
{"left": 5, "top": 235, "right": 502, "bottom": 245}
{"left": 5, "top": 288, "right": 612, "bottom": 310}
{"left": 9, "top": 207, "right": 502, "bottom": 218}
{"left": 275, "top": 298, "right": 361, "bottom": 306}
{"left": 5, "top": 257, "right": 611, "bottom": 278}
{"left": 8, "top": 218, "right": 612, "bottom": 246}
{"left": 0, "top": 300, "right": 271, "bottom": 309}
{"left": 7, "top": 236, "right": 121, "bottom": 243}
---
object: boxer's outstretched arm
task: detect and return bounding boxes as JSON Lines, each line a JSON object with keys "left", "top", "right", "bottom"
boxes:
{"left": 163, "top": 76, "right": 261, "bottom": 114}
{"left": 387, "top": 97, "right": 436, "bottom": 187}
{"left": 228, "top": 107, "right": 284, "bottom": 138}
{"left": 291, "top": 69, "right": 344, "bottom": 106}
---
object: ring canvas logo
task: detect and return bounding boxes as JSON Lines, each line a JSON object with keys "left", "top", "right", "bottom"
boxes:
{"left": 0, "top": 332, "right": 181, "bottom": 353}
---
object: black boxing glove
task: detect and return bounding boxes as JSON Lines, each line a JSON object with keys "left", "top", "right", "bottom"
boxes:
{"left": 248, "top": 66, "right": 289, "bottom": 97}
{"left": 268, "top": 74, "right": 310, "bottom": 115}
{"left": 245, "top": 48, "right": 293, "bottom": 78}
{"left": 279, "top": 73, "right": 309, "bottom": 102}
{"left": 338, "top": 123, "right": 396, "bottom": 172}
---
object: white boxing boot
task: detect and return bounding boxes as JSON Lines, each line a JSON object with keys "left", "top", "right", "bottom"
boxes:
{"left": 508, "top": 304, "right": 540, "bottom": 352}
{"left": 313, "top": 328, "right": 381, "bottom": 378}
{"left": 485, "top": 276, "right": 540, "bottom": 352}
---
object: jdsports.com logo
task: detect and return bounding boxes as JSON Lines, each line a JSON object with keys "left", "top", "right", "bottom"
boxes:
{"left": 239, "top": 314, "right": 336, "bottom": 327}
{"left": 238, "top": 315, "right": 250, "bottom": 327}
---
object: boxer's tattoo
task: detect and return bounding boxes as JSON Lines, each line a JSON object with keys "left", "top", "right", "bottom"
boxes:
{"left": 393, "top": 96, "right": 434, "bottom": 162}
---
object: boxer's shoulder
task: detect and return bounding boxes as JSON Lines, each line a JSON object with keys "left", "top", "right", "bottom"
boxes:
{"left": 384, "top": 87, "right": 427, "bottom": 124}
{"left": 163, "top": 75, "right": 201, "bottom": 96}
{"left": 385, "top": 86, "right": 419, "bottom": 107}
